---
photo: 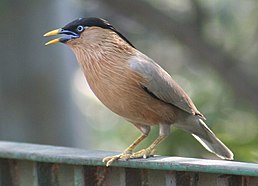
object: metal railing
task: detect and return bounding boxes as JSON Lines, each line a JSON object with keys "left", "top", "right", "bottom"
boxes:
{"left": 0, "top": 141, "right": 257, "bottom": 186}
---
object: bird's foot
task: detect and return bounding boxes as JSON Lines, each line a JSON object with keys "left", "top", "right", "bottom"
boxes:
{"left": 130, "top": 147, "right": 157, "bottom": 159}
{"left": 102, "top": 151, "right": 132, "bottom": 167}
{"left": 102, "top": 148, "right": 157, "bottom": 166}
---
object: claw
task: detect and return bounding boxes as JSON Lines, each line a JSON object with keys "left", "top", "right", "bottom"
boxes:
{"left": 102, "top": 153, "right": 132, "bottom": 166}
{"left": 102, "top": 155, "right": 117, "bottom": 166}
{"left": 130, "top": 147, "right": 156, "bottom": 159}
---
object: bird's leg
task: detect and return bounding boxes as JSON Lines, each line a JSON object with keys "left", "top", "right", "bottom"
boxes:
{"left": 122, "top": 133, "right": 147, "bottom": 154}
{"left": 103, "top": 124, "right": 150, "bottom": 166}
{"left": 129, "top": 135, "right": 166, "bottom": 159}
{"left": 129, "top": 124, "right": 170, "bottom": 159}
{"left": 102, "top": 134, "right": 147, "bottom": 166}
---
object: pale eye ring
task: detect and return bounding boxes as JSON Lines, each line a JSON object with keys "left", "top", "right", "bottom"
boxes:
{"left": 76, "top": 25, "right": 84, "bottom": 32}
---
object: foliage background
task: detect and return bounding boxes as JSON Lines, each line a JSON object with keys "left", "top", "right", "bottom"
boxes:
{"left": 0, "top": 0, "right": 257, "bottom": 162}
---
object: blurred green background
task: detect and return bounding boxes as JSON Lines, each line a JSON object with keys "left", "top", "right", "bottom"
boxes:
{"left": 0, "top": 0, "right": 257, "bottom": 162}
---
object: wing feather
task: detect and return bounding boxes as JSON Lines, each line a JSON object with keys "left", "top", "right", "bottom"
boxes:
{"left": 129, "top": 52, "right": 203, "bottom": 118}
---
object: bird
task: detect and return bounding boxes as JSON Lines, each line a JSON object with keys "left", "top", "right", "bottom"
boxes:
{"left": 44, "top": 17, "right": 234, "bottom": 166}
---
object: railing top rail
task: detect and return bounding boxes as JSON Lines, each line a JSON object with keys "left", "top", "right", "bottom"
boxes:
{"left": 0, "top": 141, "right": 257, "bottom": 176}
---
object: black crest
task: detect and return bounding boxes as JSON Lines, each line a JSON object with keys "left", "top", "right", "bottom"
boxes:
{"left": 62, "top": 17, "right": 135, "bottom": 48}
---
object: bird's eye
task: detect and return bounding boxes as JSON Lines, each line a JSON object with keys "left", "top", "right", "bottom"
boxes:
{"left": 76, "top": 25, "right": 84, "bottom": 32}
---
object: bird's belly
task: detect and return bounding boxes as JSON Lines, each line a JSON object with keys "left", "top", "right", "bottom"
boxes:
{"left": 85, "top": 73, "right": 177, "bottom": 125}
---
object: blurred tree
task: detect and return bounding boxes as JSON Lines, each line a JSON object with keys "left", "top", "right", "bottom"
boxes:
{"left": 0, "top": 0, "right": 89, "bottom": 147}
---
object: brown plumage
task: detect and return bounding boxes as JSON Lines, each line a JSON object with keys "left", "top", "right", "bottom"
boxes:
{"left": 44, "top": 17, "right": 234, "bottom": 166}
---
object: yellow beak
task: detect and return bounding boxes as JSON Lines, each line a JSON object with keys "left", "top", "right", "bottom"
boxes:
{"left": 44, "top": 28, "right": 62, "bottom": 46}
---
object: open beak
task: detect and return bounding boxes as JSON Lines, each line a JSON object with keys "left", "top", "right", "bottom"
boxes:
{"left": 44, "top": 28, "right": 79, "bottom": 46}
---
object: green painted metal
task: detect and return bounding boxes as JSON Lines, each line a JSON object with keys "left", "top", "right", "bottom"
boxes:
{"left": 0, "top": 141, "right": 257, "bottom": 177}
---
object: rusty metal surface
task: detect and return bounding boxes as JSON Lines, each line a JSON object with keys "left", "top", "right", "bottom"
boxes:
{"left": 0, "top": 141, "right": 257, "bottom": 177}
{"left": 1, "top": 161, "right": 258, "bottom": 186}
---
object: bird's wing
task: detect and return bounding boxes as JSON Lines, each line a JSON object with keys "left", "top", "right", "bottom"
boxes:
{"left": 129, "top": 53, "right": 203, "bottom": 117}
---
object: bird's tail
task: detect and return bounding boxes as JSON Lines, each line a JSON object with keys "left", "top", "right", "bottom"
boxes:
{"left": 175, "top": 117, "right": 234, "bottom": 160}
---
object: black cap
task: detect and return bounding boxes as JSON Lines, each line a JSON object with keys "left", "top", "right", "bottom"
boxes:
{"left": 62, "top": 17, "right": 135, "bottom": 48}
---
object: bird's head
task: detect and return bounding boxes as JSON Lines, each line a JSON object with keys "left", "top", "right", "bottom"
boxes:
{"left": 44, "top": 17, "right": 135, "bottom": 50}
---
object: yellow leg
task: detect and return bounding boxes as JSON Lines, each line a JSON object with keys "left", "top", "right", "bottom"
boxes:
{"left": 130, "top": 135, "right": 167, "bottom": 159}
{"left": 123, "top": 134, "right": 147, "bottom": 154}
{"left": 102, "top": 134, "right": 147, "bottom": 166}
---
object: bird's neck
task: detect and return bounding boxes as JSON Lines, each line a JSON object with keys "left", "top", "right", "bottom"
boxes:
{"left": 71, "top": 40, "right": 135, "bottom": 72}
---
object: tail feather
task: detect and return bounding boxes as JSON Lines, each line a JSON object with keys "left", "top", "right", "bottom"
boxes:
{"left": 175, "top": 117, "right": 234, "bottom": 160}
